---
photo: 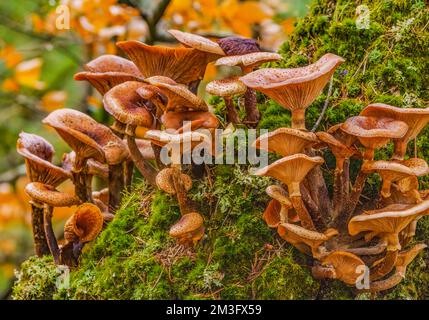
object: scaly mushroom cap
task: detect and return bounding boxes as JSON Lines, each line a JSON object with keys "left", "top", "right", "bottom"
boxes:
{"left": 168, "top": 29, "right": 225, "bottom": 56}
{"left": 169, "top": 211, "right": 204, "bottom": 238}
{"left": 349, "top": 200, "right": 429, "bottom": 251}
{"left": 74, "top": 72, "right": 143, "bottom": 96}
{"left": 315, "top": 132, "right": 356, "bottom": 164}
{"left": 217, "top": 36, "right": 260, "bottom": 55}
{"left": 395, "top": 243, "right": 427, "bottom": 271}
{"left": 327, "top": 123, "right": 357, "bottom": 147}
{"left": 103, "top": 81, "right": 155, "bottom": 128}
{"left": 156, "top": 168, "right": 192, "bottom": 194}
{"left": 278, "top": 223, "right": 338, "bottom": 251}
{"left": 263, "top": 185, "right": 297, "bottom": 227}
{"left": 43, "top": 109, "right": 128, "bottom": 170}
{"left": 361, "top": 103, "right": 429, "bottom": 159}
{"left": 117, "top": 41, "right": 213, "bottom": 84}
{"left": 64, "top": 203, "right": 104, "bottom": 243}
{"left": 321, "top": 251, "right": 365, "bottom": 285}
{"left": 215, "top": 52, "right": 282, "bottom": 72}
{"left": 254, "top": 154, "right": 324, "bottom": 197}
{"left": 341, "top": 116, "right": 408, "bottom": 158}
{"left": 362, "top": 158, "right": 428, "bottom": 180}
{"left": 83, "top": 55, "right": 142, "bottom": 76}
{"left": 266, "top": 185, "right": 292, "bottom": 207}
{"left": 205, "top": 77, "right": 247, "bottom": 97}
{"left": 144, "top": 76, "right": 208, "bottom": 112}
{"left": 161, "top": 111, "right": 219, "bottom": 132}
{"left": 254, "top": 128, "right": 318, "bottom": 157}
{"left": 17, "top": 132, "right": 71, "bottom": 186}
{"left": 25, "top": 182, "right": 80, "bottom": 207}
{"left": 239, "top": 53, "right": 345, "bottom": 112}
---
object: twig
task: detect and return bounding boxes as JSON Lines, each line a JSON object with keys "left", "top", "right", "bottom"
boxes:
{"left": 311, "top": 75, "right": 334, "bottom": 132}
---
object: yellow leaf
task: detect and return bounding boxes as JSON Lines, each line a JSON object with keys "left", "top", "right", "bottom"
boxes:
{"left": 0, "top": 46, "right": 23, "bottom": 69}
{"left": 41, "top": 91, "right": 68, "bottom": 112}
{"left": 14, "top": 58, "right": 45, "bottom": 90}
{"left": 2, "top": 78, "right": 19, "bottom": 92}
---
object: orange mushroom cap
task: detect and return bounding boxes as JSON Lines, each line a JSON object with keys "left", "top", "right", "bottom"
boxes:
{"left": 25, "top": 182, "right": 80, "bottom": 207}
{"left": 168, "top": 29, "right": 225, "bottom": 56}
{"left": 321, "top": 251, "right": 365, "bottom": 285}
{"left": 17, "top": 132, "right": 71, "bottom": 187}
{"left": 205, "top": 77, "right": 247, "bottom": 97}
{"left": 64, "top": 203, "right": 104, "bottom": 243}
{"left": 169, "top": 212, "right": 204, "bottom": 243}
{"left": 215, "top": 52, "right": 282, "bottom": 73}
{"left": 161, "top": 111, "right": 219, "bottom": 132}
{"left": 315, "top": 132, "right": 356, "bottom": 167}
{"left": 83, "top": 55, "right": 142, "bottom": 76}
{"left": 156, "top": 168, "right": 192, "bottom": 195}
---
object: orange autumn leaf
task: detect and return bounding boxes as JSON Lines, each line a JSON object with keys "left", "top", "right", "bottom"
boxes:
{"left": 0, "top": 184, "right": 26, "bottom": 224}
{"left": 14, "top": 58, "right": 45, "bottom": 90}
{"left": 41, "top": 91, "right": 68, "bottom": 112}
{"left": 282, "top": 17, "right": 297, "bottom": 35}
{"left": 2, "top": 78, "right": 19, "bottom": 92}
{"left": 0, "top": 45, "right": 23, "bottom": 69}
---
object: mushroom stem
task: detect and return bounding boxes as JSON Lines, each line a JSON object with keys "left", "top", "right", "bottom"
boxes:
{"left": 126, "top": 135, "right": 157, "bottom": 187}
{"left": 72, "top": 171, "right": 93, "bottom": 203}
{"left": 332, "top": 167, "right": 343, "bottom": 218}
{"left": 342, "top": 241, "right": 387, "bottom": 256}
{"left": 370, "top": 250, "right": 398, "bottom": 281}
{"left": 291, "top": 109, "right": 306, "bottom": 130}
{"left": 290, "top": 196, "right": 316, "bottom": 230}
{"left": 367, "top": 271, "right": 405, "bottom": 292}
{"left": 29, "top": 202, "right": 50, "bottom": 257}
{"left": 171, "top": 165, "right": 191, "bottom": 215}
{"left": 152, "top": 143, "right": 164, "bottom": 169}
{"left": 43, "top": 204, "right": 60, "bottom": 264}
{"left": 300, "top": 184, "right": 320, "bottom": 221}
{"left": 243, "top": 88, "right": 259, "bottom": 127}
{"left": 311, "top": 265, "right": 336, "bottom": 280}
{"left": 381, "top": 179, "right": 393, "bottom": 198}
{"left": 188, "top": 79, "right": 201, "bottom": 95}
{"left": 123, "top": 159, "right": 134, "bottom": 192}
{"left": 342, "top": 159, "right": 350, "bottom": 210}
{"left": 392, "top": 141, "right": 407, "bottom": 160}
{"left": 225, "top": 97, "right": 240, "bottom": 124}
{"left": 108, "top": 163, "right": 124, "bottom": 211}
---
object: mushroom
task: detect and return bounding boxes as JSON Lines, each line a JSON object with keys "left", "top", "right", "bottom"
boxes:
{"left": 360, "top": 103, "right": 429, "bottom": 160}
{"left": 348, "top": 200, "right": 429, "bottom": 280}
{"left": 368, "top": 243, "right": 427, "bottom": 292}
{"left": 43, "top": 109, "right": 129, "bottom": 209}
{"left": 254, "top": 128, "right": 318, "bottom": 157}
{"left": 216, "top": 52, "right": 282, "bottom": 125}
{"left": 361, "top": 158, "right": 429, "bottom": 198}
{"left": 25, "top": 182, "right": 80, "bottom": 264}
{"left": 240, "top": 53, "right": 345, "bottom": 129}
{"left": 156, "top": 168, "right": 193, "bottom": 195}
{"left": 74, "top": 55, "right": 144, "bottom": 95}
{"left": 217, "top": 36, "right": 260, "bottom": 55}
{"left": 277, "top": 223, "right": 338, "bottom": 258}
{"left": 169, "top": 211, "right": 205, "bottom": 245}
{"left": 17, "top": 132, "right": 71, "bottom": 257}
{"left": 61, "top": 203, "right": 104, "bottom": 267}
{"left": 263, "top": 185, "right": 296, "bottom": 227}
{"left": 161, "top": 111, "right": 219, "bottom": 135}
{"left": 205, "top": 77, "right": 247, "bottom": 124}
{"left": 315, "top": 251, "right": 366, "bottom": 285}
{"left": 116, "top": 40, "right": 219, "bottom": 88}
{"left": 254, "top": 154, "right": 325, "bottom": 230}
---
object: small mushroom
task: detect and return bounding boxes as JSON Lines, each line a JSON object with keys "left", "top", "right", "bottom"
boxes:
{"left": 254, "top": 128, "right": 318, "bottom": 157}
{"left": 169, "top": 211, "right": 204, "bottom": 245}
{"left": 205, "top": 77, "right": 247, "bottom": 124}
{"left": 277, "top": 223, "right": 338, "bottom": 258}
{"left": 361, "top": 103, "right": 429, "bottom": 160}
{"left": 168, "top": 29, "right": 225, "bottom": 56}
{"left": 17, "top": 132, "right": 71, "bottom": 257}
{"left": 254, "top": 154, "right": 325, "bottom": 230}
{"left": 161, "top": 111, "right": 219, "bottom": 135}
{"left": 317, "top": 251, "right": 366, "bottom": 285}
{"left": 217, "top": 36, "right": 260, "bottom": 55}
{"left": 156, "top": 168, "right": 192, "bottom": 195}
{"left": 25, "top": 182, "right": 80, "bottom": 264}
{"left": 240, "top": 53, "right": 345, "bottom": 129}
{"left": 264, "top": 185, "right": 295, "bottom": 225}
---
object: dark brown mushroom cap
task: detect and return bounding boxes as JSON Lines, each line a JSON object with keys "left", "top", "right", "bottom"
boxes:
{"left": 169, "top": 212, "right": 204, "bottom": 237}
{"left": 168, "top": 29, "right": 225, "bottom": 56}
{"left": 43, "top": 109, "right": 128, "bottom": 168}
{"left": 144, "top": 76, "right": 208, "bottom": 112}
{"left": 215, "top": 52, "right": 282, "bottom": 72}
{"left": 117, "top": 40, "right": 212, "bottom": 84}
{"left": 17, "top": 132, "right": 71, "bottom": 186}
{"left": 321, "top": 251, "right": 365, "bottom": 285}
{"left": 83, "top": 54, "right": 142, "bottom": 76}
{"left": 161, "top": 111, "right": 219, "bottom": 131}
{"left": 103, "top": 81, "right": 155, "bottom": 128}
{"left": 361, "top": 103, "right": 429, "bottom": 145}
{"left": 64, "top": 203, "right": 104, "bottom": 243}
{"left": 25, "top": 182, "right": 80, "bottom": 207}
{"left": 156, "top": 168, "right": 192, "bottom": 194}
{"left": 253, "top": 128, "right": 318, "bottom": 157}
{"left": 239, "top": 53, "right": 345, "bottom": 112}
{"left": 217, "top": 36, "right": 260, "bottom": 55}
{"left": 205, "top": 77, "right": 247, "bottom": 97}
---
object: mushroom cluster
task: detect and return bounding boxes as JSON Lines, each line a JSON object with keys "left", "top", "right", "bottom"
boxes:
{"left": 252, "top": 85, "right": 429, "bottom": 291}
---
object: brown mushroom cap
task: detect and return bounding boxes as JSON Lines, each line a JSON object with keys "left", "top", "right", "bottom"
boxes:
{"left": 315, "top": 132, "right": 356, "bottom": 165}
{"left": 144, "top": 76, "right": 208, "bottom": 112}
{"left": 205, "top": 77, "right": 247, "bottom": 97}
{"left": 126, "top": 139, "right": 156, "bottom": 160}
{"left": 17, "top": 132, "right": 71, "bottom": 186}
{"left": 74, "top": 72, "right": 143, "bottom": 96}
{"left": 64, "top": 203, "right": 104, "bottom": 243}
{"left": 349, "top": 200, "right": 429, "bottom": 250}
{"left": 103, "top": 81, "right": 155, "bottom": 128}
{"left": 92, "top": 188, "right": 109, "bottom": 206}
{"left": 361, "top": 103, "right": 429, "bottom": 159}
{"left": 62, "top": 151, "right": 109, "bottom": 180}
{"left": 254, "top": 154, "right": 324, "bottom": 196}
{"left": 321, "top": 251, "right": 365, "bottom": 285}
{"left": 266, "top": 185, "right": 292, "bottom": 207}
{"left": 327, "top": 123, "right": 357, "bottom": 147}
{"left": 169, "top": 211, "right": 204, "bottom": 237}
{"left": 25, "top": 182, "right": 80, "bottom": 207}
{"left": 168, "top": 29, "right": 225, "bottom": 56}
{"left": 341, "top": 116, "right": 408, "bottom": 159}
{"left": 117, "top": 40, "right": 212, "bottom": 84}
{"left": 254, "top": 128, "right": 318, "bottom": 157}
{"left": 156, "top": 168, "right": 192, "bottom": 194}
{"left": 43, "top": 109, "right": 128, "bottom": 169}
{"left": 217, "top": 36, "right": 260, "bottom": 55}
{"left": 161, "top": 111, "right": 219, "bottom": 132}
{"left": 215, "top": 52, "right": 282, "bottom": 72}
{"left": 239, "top": 53, "right": 345, "bottom": 112}
{"left": 83, "top": 54, "right": 142, "bottom": 76}
{"left": 395, "top": 243, "right": 427, "bottom": 271}
{"left": 263, "top": 199, "right": 282, "bottom": 228}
